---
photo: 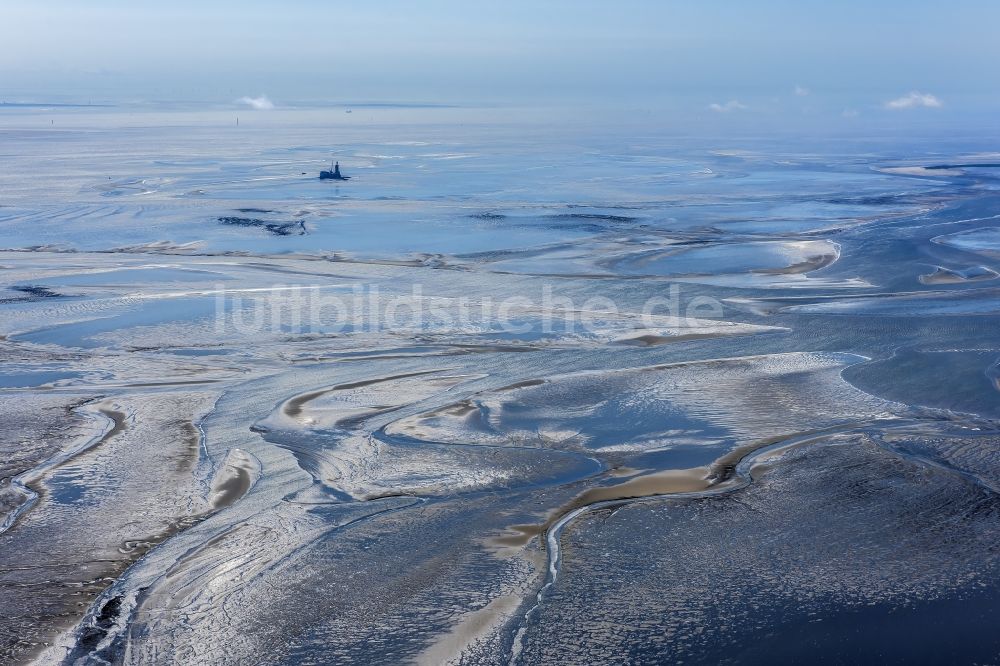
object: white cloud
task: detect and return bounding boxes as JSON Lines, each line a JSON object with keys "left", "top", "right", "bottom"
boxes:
{"left": 884, "top": 91, "right": 942, "bottom": 110}
{"left": 794, "top": 85, "right": 810, "bottom": 96}
{"left": 237, "top": 94, "right": 274, "bottom": 110}
{"left": 841, "top": 109, "right": 859, "bottom": 118}
{"left": 708, "top": 100, "right": 747, "bottom": 113}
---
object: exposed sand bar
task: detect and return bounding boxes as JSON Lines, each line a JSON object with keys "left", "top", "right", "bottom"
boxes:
{"left": 208, "top": 448, "right": 261, "bottom": 510}
{"left": 283, "top": 369, "right": 446, "bottom": 418}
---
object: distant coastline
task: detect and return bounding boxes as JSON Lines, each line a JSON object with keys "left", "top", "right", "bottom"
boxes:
{"left": 0, "top": 102, "right": 113, "bottom": 108}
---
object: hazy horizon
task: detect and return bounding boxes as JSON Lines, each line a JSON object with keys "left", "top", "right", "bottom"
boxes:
{"left": 2, "top": 0, "right": 999, "bottom": 121}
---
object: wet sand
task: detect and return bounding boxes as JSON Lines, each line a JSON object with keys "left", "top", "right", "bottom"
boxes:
{"left": 1, "top": 403, "right": 126, "bottom": 536}
{"left": 918, "top": 265, "right": 999, "bottom": 284}
{"left": 208, "top": 449, "right": 259, "bottom": 509}
{"left": 283, "top": 369, "right": 446, "bottom": 418}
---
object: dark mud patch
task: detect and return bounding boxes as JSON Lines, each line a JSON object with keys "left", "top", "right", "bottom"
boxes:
{"left": 824, "top": 194, "right": 912, "bottom": 206}
{"left": 927, "top": 163, "right": 1000, "bottom": 170}
{"left": 0, "top": 285, "right": 66, "bottom": 304}
{"left": 544, "top": 213, "right": 637, "bottom": 223}
{"left": 218, "top": 217, "right": 306, "bottom": 236}
{"left": 75, "top": 594, "right": 123, "bottom": 653}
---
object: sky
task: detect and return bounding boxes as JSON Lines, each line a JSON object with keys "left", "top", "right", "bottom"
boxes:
{"left": 1, "top": 0, "right": 998, "bottom": 116}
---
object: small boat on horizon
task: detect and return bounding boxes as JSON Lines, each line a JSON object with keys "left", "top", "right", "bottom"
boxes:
{"left": 320, "top": 161, "right": 350, "bottom": 180}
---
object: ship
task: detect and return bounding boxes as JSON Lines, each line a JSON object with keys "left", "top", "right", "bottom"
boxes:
{"left": 319, "top": 161, "right": 350, "bottom": 180}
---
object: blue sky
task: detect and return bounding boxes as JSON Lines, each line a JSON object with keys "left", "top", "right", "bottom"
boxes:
{"left": 2, "top": 0, "right": 998, "bottom": 113}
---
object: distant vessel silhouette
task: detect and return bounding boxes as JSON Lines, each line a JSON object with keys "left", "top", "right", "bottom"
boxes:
{"left": 320, "top": 161, "right": 350, "bottom": 180}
